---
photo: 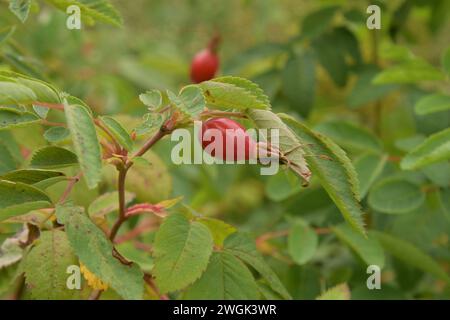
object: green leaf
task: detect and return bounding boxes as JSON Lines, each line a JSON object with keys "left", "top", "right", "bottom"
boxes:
{"left": 0, "top": 180, "right": 52, "bottom": 222}
{"left": 32, "top": 104, "right": 49, "bottom": 119}
{"left": 0, "top": 143, "right": 17, "bottom": 175}
{"left": 224, "top": 232, "right": 291, "bottom": 300}
{"left": 88, "top": 191, "right": 135, "bottom": 219}
{"left": 0, "top": 169, "right": 64, "bottom": 186}
{"left": 134, "top": 112, "right": 163, "bottom": 136}
{"left": 57, "top": 205, "right": 144, "bottom": 299}
{"left": 24, "top": 230, "right": 79, "bottom": 299}
{"left": 153, "top": 213, "right": 213, "bottom": 293}
{"left": 184, "top": 252, "right": 259, "bottom": 300}
{"left": 45, "top": 0, "right": 123, "bottom": 27}
{"left": 372, "top": 231, "right": 450, "bottom": 285}
{"left": 442, "top": 46, "right": 450, "bottom": 76}
{"left": 139, "top": 90, "right": 162, "bottom": 110}
{"left": 197, "top": 217, "right": 236, "bottom": 246}
{"left": 282, "top": 50, "right": 316, "bottom": 117}
{"left": 315, "top": 120, "right": 382, "bottom": 153}
{"left": 64, "top": 103, "right": 102, "bottom": 189}
{"left": 43, "top": 126, "right": 70, "bottom": 143}
{"left": 0, "top": 79, "right": 35, "bottom": 105}
{"left": 265, "top": 170, "right": 301, "bottom": 202}
{"left": 0, "top": 109, "right": 39, "bottom": 130}
{"left": 246, "top": 110, "right": 311, "bottom": 183}
{"left": 200, "top": 76, "right": 270, "bottom": 110}
{"left": 348, "top": 66, "right": 396, "bottom": 109}
{"left": 100, "top": 116, "right": 133, "bottom": 151}
{"left": 373, "top": 59, "right": 445, "bottom": 84}
{"left": 400, "top": 128, "right": 450, "bottom": 170}
{"left": 288, "top": 221, "right": 318, "bottom": 265}
{"left": 279, "top": 114, "right": 366, "bottom": 236}
{"left": 30, "top": 146, "right": 78, "bottom": 169}
{"left": 415, "top": 94, "right": 450, "bottom": 115}
{"left": 0, "top": 71, "right": 61, "bottom": 103}
{"left": 368, "top": 178, "right": 425, "bottom": 214}
{"left": 174, "top": 85, "right": 206, "bottom": 117}
{"left": 301, "top": 6, "right": 338, "bottom": 38}
{"left": 9, "top": 0, "right": 31, "bottom": 23}
{"left": 0, "top": 233, "right": 25, "bottom": 268}
{"left": 353, "top": 153, "right": 387, "bottom": 198}
{"left": 317, "top": 283, "right": 350, "bottom": 300}
{"left": 312, "top": 32, "right": 348, "bottom": 87}
{"left": 333, "top": 224, "right": 384, "bottom": 268}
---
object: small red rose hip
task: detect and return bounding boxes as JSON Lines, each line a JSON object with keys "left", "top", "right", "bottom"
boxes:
{"left": 200, "top": 117, "right": 257, "bottom": 161}
{"left": 190, "top": 36, "right": 220, "bottom": 83}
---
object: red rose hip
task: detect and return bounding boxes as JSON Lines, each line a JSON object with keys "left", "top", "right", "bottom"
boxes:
{"left": 200, "top": 118, "right": 257, "bottom": 161}
{"left": 190, "top": 36, "right": 220, "bottom": 83}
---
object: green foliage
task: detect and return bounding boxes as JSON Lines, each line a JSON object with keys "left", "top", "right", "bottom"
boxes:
{"left": 368, "top": 178, "right": 425, "bottom": 214}
{"left": 288, "top": 220, "right": 318, "bottom": 265}
{"left": 99, "top": 116, "right": 133, "bottom": 151}
{"left": 24, "top": 230, "right": 79, "bottom": 299}
{"left": 8, "top": 0, "right": 31, "bottom": 23}
{"left": 64, "top": 103, "right": 102, "bottom": 189}
{"left": 280, "top": 114, "right": 366, "bottom": 236}
{"left": 415, "top": 94, "right": 450, "bottom": 115}
{"left": 30, "top": 146, "right": 78, "bottom": 169}
{"left": 153, "top": 213, "right": 213, "bottom": 293}
{"left": 0, "top": 180, "right": 51, "bottom": 221}
{"left": 184, "top": 252, "right": 259, "bottom": 299}
{"left": 353, "top": 153, "right": 387, "bottom": 199}
{"left": 401, "top": 128, "right": 450, "bottom": 170}
{"left": 57, "top": 204, "right": 144, "bottom": 299}
{"left": 45, "top": 0, "right": 123, "bottom": 27}
{"left": 316, "top": 283, "right": 350, "bottom": 300}
{"left": 0, "top": 109, "right": 39, "bottom": 130}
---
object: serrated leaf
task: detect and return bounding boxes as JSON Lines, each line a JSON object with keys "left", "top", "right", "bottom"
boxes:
{"left": 198, "top": 217, "right": 236, "bottom": 246}
{"left": 0, "top": 169, "right": 65, "bottom": 186}
{"left": 246, "top": 109, "right": 311, "bottom": 183}
{"left": 183, "top": 252, "right": 259, "bottom": 300}
{"left": 9, "top": 0, "right": 31, "bottom": 23}
{"left": 200, "top": 76, "right": 270, "bottom": 110}
{"left": 368, "top": 178, "right": 425, "bottom": 214}
{"left": 333, "top": 224, "right": 384, "bottom": 268}
{"left": 265, "top": 170, "right": 301, "bottom": 202}
{"left": 30, "top": 146, "right": 78, "bottom": 169}
{"left": 45, "top": 0, "right": 123, "bottom": 27}
{"left": 400, "top": 128, "right": 450, "bottom": 170}
{"left": 288, "top": 221, "right": 318, "bottom": 265}
{"left": 139, "top": 89, "right": 162, "bottom": 110}
{"left": 279, "top": 114, "right": 366, "bottom": 236}
{"left": 224, "top": 232, "right": 291, "bottom": 300}
{"left": 354, "top": 153, "right": 387, "bottom": 198}
{"left": 100, "top": 116, "right": 133, "bottom": 151}
{"left": 57, "top": 205, "right": 144, "bottom": 299}
{"left": 373, "top": 59, "right": 445, "bottom": 84}
{"left": 414, "top": 94, "right": 450, "bottom": 115}
{"left": 153, "top": 213, "right": 213, "bottom": 293}
{"left": 282, "top": 50, "right": 316, "bottom": 117}
{"left": 315, "top": 121, "right": 382, "bottom": 153}
{"left": 43, "top": 126, "right": 70, "bottom": 143}
{"left": 64, "top": 103, "right": 102, "bottom": 189}
{"left": 317, "top": 283, "right": 350, "bottom": 300}
{"left": 134, "top": 112, "right": 163, "bottom": 136}
{"left": 168, "top": 85, "right": 205, "bottom": 118}
{"left": 0, "top": 180, "right": 52, "bottom": 222}
{"left": 0, "top": 109, "right": 39, "bottom": 130}
{"left": 24, "top": 230, "right": 79, "bottom": 299}
{"left": 0, "top": 78, "right": 35, "bottom": 105}
{"left": 372, "top": 231, "right": 450, "bottom": 284}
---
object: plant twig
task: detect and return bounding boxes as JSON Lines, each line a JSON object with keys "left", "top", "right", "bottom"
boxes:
{"left": 33, "top": 101, "right": 65, "bottom": 111}
{"left": 58, "top": 172, "right": 83, "bottom": 204}
{"left": 109, "top": 166, "right": 129, "bottom": 241}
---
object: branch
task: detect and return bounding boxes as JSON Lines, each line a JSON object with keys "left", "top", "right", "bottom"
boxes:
{"left": 33, "top": 101, "right": 65, "bottom": 111}
{"left": 58, "top": 172, "right": 83, "bottom": 204}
